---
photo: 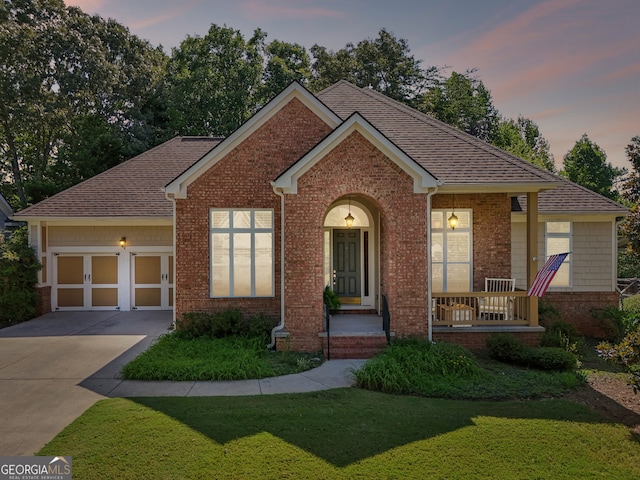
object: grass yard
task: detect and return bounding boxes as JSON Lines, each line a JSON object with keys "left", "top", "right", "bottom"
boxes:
{"left": 39, "top": 388, "right": 640, "bottom": 479}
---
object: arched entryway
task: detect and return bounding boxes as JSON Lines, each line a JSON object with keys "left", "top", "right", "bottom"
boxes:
{"left": 323, "top": 197, "right": 378, "bottom": 312}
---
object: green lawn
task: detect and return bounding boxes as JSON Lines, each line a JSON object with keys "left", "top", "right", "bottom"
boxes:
{"left": 39, "top": 389, "right": 640, "bottom": 479}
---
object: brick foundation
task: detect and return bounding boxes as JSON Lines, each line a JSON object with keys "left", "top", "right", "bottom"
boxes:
{"left": 543, "top": 291, "right": 620, "bottom": 338}
{"left": 433, "top": 328, "right": 543, "bottom": 351}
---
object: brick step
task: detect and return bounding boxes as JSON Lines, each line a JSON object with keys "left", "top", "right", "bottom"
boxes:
{"left": 324, "top": 334, "right": 389, "bottom": 359}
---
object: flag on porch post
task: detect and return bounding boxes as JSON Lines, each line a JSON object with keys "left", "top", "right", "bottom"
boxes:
{"left": 527, "top": 253, "right": 569, "bottom": 297}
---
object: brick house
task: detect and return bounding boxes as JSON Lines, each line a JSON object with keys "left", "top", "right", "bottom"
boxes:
{"left": 14, "top": 81, "right": 626, "bottom": 355}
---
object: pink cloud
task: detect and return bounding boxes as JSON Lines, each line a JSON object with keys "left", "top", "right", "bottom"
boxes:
{"left": 241, "top": 0, "right": 345, "bottom": 20}
{"left": 129, "top": 2, "right": 203, "bottom": 30}
{"left": 63, "top": 0, "right": 107, "bottom": 11}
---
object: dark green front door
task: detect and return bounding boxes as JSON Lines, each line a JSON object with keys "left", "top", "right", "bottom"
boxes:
{"left": 333, "top": 229, "right": 361, "bottom": 304}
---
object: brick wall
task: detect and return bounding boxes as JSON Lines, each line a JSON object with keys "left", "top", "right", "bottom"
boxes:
{"left": 433, "top": 329, "right": 543, "bottom": 351}
{"left": 543, "top": 291, "right": 620, "bottom": 338}
{"left": 36, "top": 285, "right": 51, "bottom": 315}
{"left": 174, "top": 98, "right": 332, "bottom": 323}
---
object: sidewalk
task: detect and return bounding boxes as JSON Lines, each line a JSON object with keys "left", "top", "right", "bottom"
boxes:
{"left": 81, "top": 358, "right": 367, "bottom": 397}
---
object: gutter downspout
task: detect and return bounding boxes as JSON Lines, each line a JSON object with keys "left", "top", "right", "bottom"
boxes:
{"left": 426, "top": 184, "right": 441, "bottom": 342}
{"left": 268, "top": 183, "right": 285, "bottom": 349}
{"left": 163, "top": 188, "right": 178, "bottom": 330}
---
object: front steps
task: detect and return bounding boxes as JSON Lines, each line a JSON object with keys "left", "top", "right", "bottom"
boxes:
{"left": 323, "top": 333, "right": 389, "bottom": 359}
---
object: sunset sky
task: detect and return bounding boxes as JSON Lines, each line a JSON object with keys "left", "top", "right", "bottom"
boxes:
{"left": 64, "top": 0, "right": 640, "bottom": 172}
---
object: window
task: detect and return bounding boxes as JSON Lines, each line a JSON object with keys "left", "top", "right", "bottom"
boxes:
{"left": 545, "top": 221, "right": 571, "bottom": 287}
{"left": 210, "top": 209, "right": 274, "bottom": 297}
{"left": 431, "top": 210, "right": 472, "bottom": 292}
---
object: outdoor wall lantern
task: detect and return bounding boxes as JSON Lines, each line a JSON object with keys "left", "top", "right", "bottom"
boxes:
{"left": 119, "top": 237, "right": 127, "bottom": 249}
{"left": 448, "top": 194, "right": 459, "bottom": 230}
{"left": 345, "top": 197, "right": 354, "bottom": 228}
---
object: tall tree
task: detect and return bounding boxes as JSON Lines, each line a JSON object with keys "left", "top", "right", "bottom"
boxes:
{"left": 309, "top": 29, "right": 436, "bottom": 104}
{"left": 492, "top": 116, "right": 556, "bottom": 172}
{"left": 165, "top": 25, "right": 264, "bottom": 137}
{"left": 0, "top": 0, "right": 167, "bottom": 208}
{"left": 620, "top": 135, "right": 640, "bottom": 254}
{"left": 561, "top": 134, "right": 626, "bottom": 200}
{"left": 261, "top": 39, "right": 311, "bottom": 102}
{"left": 419, "top": 70, "right": 499, "bottom": 142}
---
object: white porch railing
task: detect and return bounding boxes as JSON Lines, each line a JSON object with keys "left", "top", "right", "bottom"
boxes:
{"left": 432, "top": 292, "right": 530, "bottom": 327}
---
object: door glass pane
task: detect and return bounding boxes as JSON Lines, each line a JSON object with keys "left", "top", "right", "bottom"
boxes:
{"left": 135, "top": 256, "right": 161, "bottom": 284}
{"left": 547, "top": 222, "right": 570, "bottom": 234}
{"left": 233, "top": 233, "right": 251, "bottom": 296}
{"left": 431, "top": 211, "right": 443, "bottom": 229}
{"left": 547, "top": 237, "right": 570, "bottom": 254}
{"left": 255, "top": 232, "right": 273, "bottom": 296}
{"left": 58, "top": 256, "right": 84, "bottom": 284}
{"left": 432, "top": 265, "right": 443, "bottom": 293}
{"left": 92, "top": 256, "right": 117, "bottom": 284}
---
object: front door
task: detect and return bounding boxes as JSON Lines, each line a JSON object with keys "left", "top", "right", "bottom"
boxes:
{"left": 333, "top": 229, "right": 361, "bottom": 304}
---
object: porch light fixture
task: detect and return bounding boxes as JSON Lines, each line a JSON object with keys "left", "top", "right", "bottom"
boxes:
{"left": 119, "top": 237, "right": 127, "bottom": 249}
{"left": 448, "top": 195, "right": 459, "bottom": 230}
{"left": 345, "top": 197, "right": 354, "bottom": 228}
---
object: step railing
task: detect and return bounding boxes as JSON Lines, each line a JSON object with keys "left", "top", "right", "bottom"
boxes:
{"left": 382, "top": 294, "right": 391, "bottom": 344}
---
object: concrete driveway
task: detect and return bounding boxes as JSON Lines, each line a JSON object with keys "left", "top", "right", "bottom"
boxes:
{"left": 0, "top": 310, "right": 172, "bottom": 456}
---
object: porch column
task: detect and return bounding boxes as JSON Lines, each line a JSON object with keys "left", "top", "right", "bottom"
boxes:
{"left": 527, "top": 192, "right": 539, "bottom": 326}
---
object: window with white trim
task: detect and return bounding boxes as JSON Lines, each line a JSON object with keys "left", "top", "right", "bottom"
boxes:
{"left": 210, "top": 209, "right": 274, "bottom": 297}
{"left": 545, "top": 221, "right": 571, "bottom": 287}
{"left": 431, "top": 209, "right": 473, "bottom": 292}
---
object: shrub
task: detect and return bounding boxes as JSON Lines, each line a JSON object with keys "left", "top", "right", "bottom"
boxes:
{"left": 597, "top": 330, "right": 640, "bottom": 393}
{"left": 618, "top": 249, "right": 640, "bottom": 278}
{"left": 539, "top": 299, "right": 562, "bottom": 326}
{"left": 486, "top": 333, "right": 528, "bottom": 364}
{"left": 526, "top": 347, "right": 578, "bottom": 371}
{"left": 246, "top": 313, "right": 277, "bottom": 342}
{"left": 591, "top": 305, "right": 626, "bottom": 340}
{"left": 323, "top": 286, "right": 341, "bottom": 310}
{"left": 178, "top": 309, "right": 244, "bottom": 339}
{"left": 0, "top": 227, "right": 41, "bottom": 327}
{"left": 487, "top": 333, "right": 578, "bottom": 372}
{"left": 541, "top": 320, "right": 585, "bottom": 356}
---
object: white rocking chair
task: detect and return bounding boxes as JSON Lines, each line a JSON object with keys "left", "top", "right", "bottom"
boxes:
{"left": 478, "top": 278, "right": 516, "bottom": 320}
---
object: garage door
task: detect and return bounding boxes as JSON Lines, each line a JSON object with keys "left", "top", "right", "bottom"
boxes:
{"left": 55, "top": 254, "right": 119, "bottom": 310}
{"left": 131, "top": 253, "right": 173, "bottom": 310}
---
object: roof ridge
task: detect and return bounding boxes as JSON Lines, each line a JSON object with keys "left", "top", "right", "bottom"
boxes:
{"left": 348, "top": 84, "right": 559, "bottom": 185}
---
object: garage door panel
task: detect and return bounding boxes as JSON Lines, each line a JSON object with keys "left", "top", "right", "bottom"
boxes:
{"left": 58, "top": 288, "right": 84, "bottom": 307}
{"left": 57, "top": 256, "right": 84, "bottom": 285}
{"left": 92, "top": 256, "right": 118, "bottom": 285}
{"left": 92, "top": 288, "right": 118, "bottom": 307}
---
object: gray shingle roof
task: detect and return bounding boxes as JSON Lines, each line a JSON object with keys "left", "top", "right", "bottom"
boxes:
{"left": 317, "top": 81, "right": 626, "bottom": 215}
{"left": 15, "top": 137, "right": 220, "bottom": 218}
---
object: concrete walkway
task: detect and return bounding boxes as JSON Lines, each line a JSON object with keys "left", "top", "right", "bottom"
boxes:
{"left": 0, "top": 311, "right": 364, "bottom": 456}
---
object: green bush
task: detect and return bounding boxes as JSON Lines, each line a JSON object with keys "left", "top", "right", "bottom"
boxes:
{"left": 541, "top": 320, "right": 585, "bottom": 356}
{"left": 0, "top": 227, "right": 41, "bottom": 327}
{"left": 323, "top": 286, "right": 341, "bottom": 310}
{"left": 591, "top": 305, "right": 627, "bottom": 340}
{"left": 487, "top": 333, "right": 578, "bottom": 372}
{"left": 486, "top": 333, "right": 528, "bottom": 364}
{"left": 178, "top": 309, "right": 244, "bottom": 339}
{"left": 597, "top": 330, "right": 640, "bottom": 393}
{"left": 526, "top": 347, "right": 578, "bottom": 371}
{"left": 618, "top": 249, "right": 640, "bottom": 278}
{"left": 538, "top": 299, "right": 562, "bottom": 326}
{"left": 246, "top": 313, "right": 277, "bottom": 342}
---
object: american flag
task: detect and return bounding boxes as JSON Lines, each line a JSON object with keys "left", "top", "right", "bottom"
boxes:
{"left": 527, "top": 253, "right": 569, "bottom": 297}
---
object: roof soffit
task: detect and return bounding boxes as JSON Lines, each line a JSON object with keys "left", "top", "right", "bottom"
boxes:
{"left": 273, "top": 112, "right": 439, "bottom": 194}
{"left": 164, "top": 82, "right": 341, "bottom": 198}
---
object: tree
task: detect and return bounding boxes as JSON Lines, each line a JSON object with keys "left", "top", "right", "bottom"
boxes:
{"left": 0, "top": 0, "right": 168, "bottom": 208}
{"left": 261, "top": 39, "right": 311, "bottom": 102}
{"left": 165, "top": 25, "right": 265, "bottom": 137}
{"left": 309, "top": 28, "right": 437, "bottom": 104}
{"left": 561, "top": 134, "right": 626, "bottom": 200}
{"left": 620, "top": 136, "right": 640, "bottom": 254}
{"left": 492, "top": 116, "right": 556, "bottom": 172}
{"left": 419, "top": 70, "right": 499, "bottom": 142}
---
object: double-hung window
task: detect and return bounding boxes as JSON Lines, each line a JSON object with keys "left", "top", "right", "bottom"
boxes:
{"left": 545, "top": 221, "right": 571, "bottom": 287}
{"left": 210, "top": 209, "right": 274, "bottom": 297}
{"left": 431, "top": 209, "right": 473, "bottom": 292}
